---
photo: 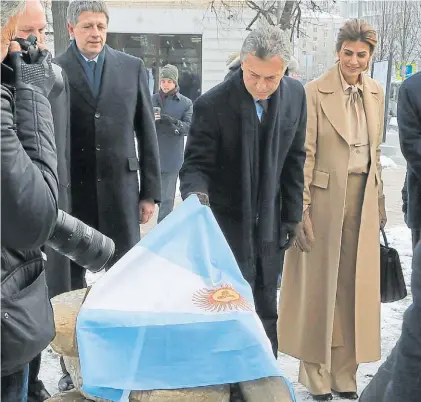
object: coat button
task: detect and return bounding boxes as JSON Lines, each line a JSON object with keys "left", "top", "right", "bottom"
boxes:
{"left": 96, "top": 145, "right": 101, "bottom": 151}
{"left": 95, "top": 112, "right": 100, "bottom": 119}
{"left": 4, "top": 313, "right": 9, "bottom": 319}
{"left": 97, "top": 178, "right": 102, "bottom": 182}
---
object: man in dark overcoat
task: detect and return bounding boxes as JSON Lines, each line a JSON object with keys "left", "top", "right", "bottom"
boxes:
{"left": 180, "top": 25, "right": 306, "bottom": 356}
{"left": 360, "top": 71, "right": 421, "bottom": 402}
{"left": 55, "top": 0, "right": 161, "bottom": 290}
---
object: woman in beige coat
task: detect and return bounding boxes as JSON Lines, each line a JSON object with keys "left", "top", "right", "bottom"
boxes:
{"left": 277, "top": 19, "right": 387, "bottom": 401}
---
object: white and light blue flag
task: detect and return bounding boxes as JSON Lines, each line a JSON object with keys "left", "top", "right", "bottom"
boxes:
{"left": 76, "top": 195, "right": 294, "bottom": 401}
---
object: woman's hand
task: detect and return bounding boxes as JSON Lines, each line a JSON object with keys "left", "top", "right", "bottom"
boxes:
{"left": 379, "top": 195, "right": 387, "bottom": 229}
{"left": 295, "top": 207, "right": 315, "bottom": 252}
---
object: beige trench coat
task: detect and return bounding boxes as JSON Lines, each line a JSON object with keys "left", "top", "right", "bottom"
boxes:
{"left": 277, "top": 64, "right": 385, "bottom": 365}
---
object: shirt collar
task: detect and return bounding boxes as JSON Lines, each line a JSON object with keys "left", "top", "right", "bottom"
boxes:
{"left": 80, "top": 53, "right": 99, "bottom": 63}
{"left": 71, "top": 40, "right": 100, "bottom": 63}
{"left": 339, "top": 66, "right": 363, "bottom": 93}
{"left": 254, "top": 96, "right": 271, "bottom": 103}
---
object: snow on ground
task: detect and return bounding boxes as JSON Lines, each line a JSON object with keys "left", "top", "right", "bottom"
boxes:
{"left": 41, "top": 225, "right": 413, "bottom": 401}
{"left": 381, "top": 155, "right": 398, "bottom": 170}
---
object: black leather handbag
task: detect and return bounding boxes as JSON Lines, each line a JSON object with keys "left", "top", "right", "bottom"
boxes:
{"left": 380, "top": 228, "right": 407, "bottom": 303}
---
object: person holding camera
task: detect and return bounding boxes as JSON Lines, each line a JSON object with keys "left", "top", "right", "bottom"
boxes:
{"left": 14, "top": 0, "right": 73, "bottom": 399}
{"left": 152, "top": 64, "right": 193, "bottom": 223}
{"left": 1, "top": 0, "right": 59, "bottom": 400}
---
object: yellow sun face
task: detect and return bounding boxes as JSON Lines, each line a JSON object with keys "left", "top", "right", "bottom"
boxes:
{"left": 192, "top": 284, "right": 252, "bottom": 312}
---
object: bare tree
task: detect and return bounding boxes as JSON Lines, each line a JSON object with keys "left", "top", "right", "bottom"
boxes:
{"left": 393, "top": 0, "right": 421, "bottom": 64}
{"left": 204, "top": 0, "right": 335, "bottom": 40}
{"left": 370, "top": 1, "right": 398, "bottom": 62}
{"left": 51, "top": 0, "right": 70, "bottom": 56}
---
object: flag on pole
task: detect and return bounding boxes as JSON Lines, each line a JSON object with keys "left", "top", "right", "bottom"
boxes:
{"left": 76, "top": 195, "right": 294, "bottom": 401}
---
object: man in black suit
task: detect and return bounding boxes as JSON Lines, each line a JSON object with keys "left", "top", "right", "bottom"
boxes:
{"left": 55, "top": 0, "right": 161, "bottom": 292}
{"left": 180, "top": 24, "right": 306, "bottom": 356}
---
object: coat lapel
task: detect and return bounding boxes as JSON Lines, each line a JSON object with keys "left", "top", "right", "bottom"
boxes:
{"left": 97, "top": 46, "right": 122, "bottom": 102}
{"left": 362, "top": 78, "right": 380, "bottom": 152}
{"left": 319, "top": 65, "right": 350, "bottom": 144}
{"left": 58, "top": 46, "right": 96, "bottom": 109}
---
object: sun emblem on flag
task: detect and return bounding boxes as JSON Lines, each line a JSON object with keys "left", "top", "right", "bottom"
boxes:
{"left": 192, "top": 284, "right": 252, "bottom": 312}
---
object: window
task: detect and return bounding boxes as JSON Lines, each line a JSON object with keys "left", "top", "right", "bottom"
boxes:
{"left": 313, "top": 44, "right": 317, "bottom": 51}
{"left": 313, "top": 36, "right": 318, "bottom": 42}
{"left": 107, "top": 33, "right": 203, "bottom": 100}
{"left": 313, "top": 26, "right": 318, "bottom": 33}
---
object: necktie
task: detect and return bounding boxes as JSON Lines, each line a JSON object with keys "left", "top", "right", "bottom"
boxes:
{"left": 88, "top": 60, "right": 97, "bottom": 77}
{"left": 257, "top": 99, "right": 269, "bottom": 114}
{"left": 257, "top": 99, "right": 268, "bottom": 122}
{"left": 347, "top": 86, "right": 365, "bottom": 146}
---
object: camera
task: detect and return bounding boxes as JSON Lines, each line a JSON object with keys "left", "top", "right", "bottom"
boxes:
{"left": 14, "top": 34, "right": 39, "bottom": 64}
{"left": 46, "top": 210, "right": 115, "bottom": 273}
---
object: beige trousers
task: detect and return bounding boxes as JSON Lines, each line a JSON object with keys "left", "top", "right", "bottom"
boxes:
{"left": 299, "top": 174, "right": 367, "bottom": 395}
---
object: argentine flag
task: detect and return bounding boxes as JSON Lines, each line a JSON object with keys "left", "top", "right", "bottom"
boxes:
{"left": 76, "top": 195, "right": 294, "bottom": 401}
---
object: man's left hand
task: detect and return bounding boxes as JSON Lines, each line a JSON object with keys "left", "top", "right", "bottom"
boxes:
{"left": 280, "top": 222, "right": 297, "bottom": 250}
{"left": 139, "top": 199, "right": 155, "bottom": 224}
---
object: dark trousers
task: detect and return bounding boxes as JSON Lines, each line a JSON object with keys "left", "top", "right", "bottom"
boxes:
{"left": 359, "top": 228, "right": 421, "bottom": 402}
{"left": 253, "top": 256, "right": 279, "bottom": 356}
{"left": 157, "top": 172, "right": 178, "bottom": 224}
{"left": 1, "top": 364, "right": 29, "bottom": 402}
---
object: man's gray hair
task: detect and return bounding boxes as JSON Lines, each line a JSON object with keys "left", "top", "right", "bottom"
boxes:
{"left": 67, "top": 0, "right": 109, "bottom": 26}
{"left": 1, "top": 0, "right": 26, "bottom": 28}
{"left": 240, "top": 24, "right": 292, "bottom": 67}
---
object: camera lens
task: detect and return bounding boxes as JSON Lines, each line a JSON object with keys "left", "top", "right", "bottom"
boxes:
{"left": 46, "top": 210, "right": 115, "bottom": 273}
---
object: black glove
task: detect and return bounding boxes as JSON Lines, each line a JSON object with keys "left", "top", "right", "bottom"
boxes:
{"left": 160, "top": 114, "right": 178, "bottom": 125}
{"left": 279, "top": 222, "right": 297, "bottom": 250}
{"left": 187, "top": 192, "right": 210, "bottom": 206}
{"left": 9, "top": 49, "right": 56, "bottom": 97}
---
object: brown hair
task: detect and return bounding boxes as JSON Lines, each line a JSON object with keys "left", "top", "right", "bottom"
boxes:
{"left": 336, "top": 19, "right": 377, "bottom": 55}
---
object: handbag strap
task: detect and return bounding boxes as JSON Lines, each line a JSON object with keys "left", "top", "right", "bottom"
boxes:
{"left": 381, "top": 228, "right": 389, "bottom": 248}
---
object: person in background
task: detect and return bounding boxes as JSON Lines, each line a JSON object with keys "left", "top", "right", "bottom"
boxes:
{"left": 278, "top": 19, "right": 386, "bottom": 401}
{"left": 15, "top": 0, "right": 72, "bottom": 398}
{"left": 152, "top": 64, "right": 193, "bottom": 223}
{"left": 1, "top": 0, "right": 59, "bottom": 399}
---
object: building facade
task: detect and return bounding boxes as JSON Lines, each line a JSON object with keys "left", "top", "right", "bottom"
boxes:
{"left": 104, "top": 1, "right": 255, "bottom": 98}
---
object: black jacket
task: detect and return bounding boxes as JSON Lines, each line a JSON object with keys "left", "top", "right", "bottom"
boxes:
{"left": 180, "top": 70, "right": 306, "bottom": 286}
{"left": 398, "top": 72, "right": 421, "bottom": 229}
{"left": 152, "top": 91, "right": 193, "bottom": 172}
{"left": 1, "top": 62, "right": 59, "bottom": 376}
{"left": 55, "top": 44, "right": 161, "bottom": 263}
{"left": 43, "top": 62, "right": 72, "bottom": 298}
{"left": 384, "top": 240, "right": 421, "bottom": 402}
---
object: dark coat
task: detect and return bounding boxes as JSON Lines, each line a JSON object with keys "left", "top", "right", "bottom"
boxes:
{"left": 1, "top": 62, "right": 58, "bottom": 376}
{"left": 398, "top": 71, "right": 421, "bottom": 229}
{"left": 180, "top": 70, "right": 306, "bottom": 286}
{"left": 55, "top": 44, "right": 161, "bottom": 262}
{"left": 43, "top": 62, "right": 72, "bottom": 298}
{"left": 152, "top": 91, "right": 193, "bottom": 172}
{"left": 384, "top": 240, "right": 421, "bottom": 402}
